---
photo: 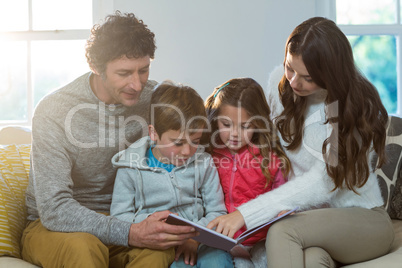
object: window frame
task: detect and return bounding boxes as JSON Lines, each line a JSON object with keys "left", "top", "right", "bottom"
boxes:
{"left": 0, "top": 0, "right": 113, "bottom": 127}
{"left": 326, "top": 0, "right": 402, "bottom": 116}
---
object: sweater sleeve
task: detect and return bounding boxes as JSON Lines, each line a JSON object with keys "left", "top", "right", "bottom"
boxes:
{"left": 237, "top": 158, "right": 337, "bottom": 229}
{"left": 30, "top": 112, "right": 132, "bottom": 246}
{"left": 196, "top": 155, "right": 228, "bottom": 227}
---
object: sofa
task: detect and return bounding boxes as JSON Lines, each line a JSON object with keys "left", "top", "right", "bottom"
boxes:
{"left": 0, "top": 126, "right": 38, "bottom": 267}
{"left": 0, "top": 117, "right": 401, "bottom": 268}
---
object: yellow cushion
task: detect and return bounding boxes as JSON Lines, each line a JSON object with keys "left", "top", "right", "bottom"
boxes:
{"left": 0, "top": 144, "right": 31, "bottom": 258}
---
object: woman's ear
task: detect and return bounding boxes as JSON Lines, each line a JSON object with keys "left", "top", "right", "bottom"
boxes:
{"left": 148, "top": 125, "right": 159, "bottom": 141}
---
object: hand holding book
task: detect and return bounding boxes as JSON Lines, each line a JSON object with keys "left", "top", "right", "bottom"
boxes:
{"left": 166, "top": 207, "right": 299, "bottom": 253}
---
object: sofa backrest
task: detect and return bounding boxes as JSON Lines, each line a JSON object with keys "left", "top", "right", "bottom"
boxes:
{"left": 373, "top": 116, "right": 402, "bottom": 219}
{"left": 0, "top": 126, "right": 31, "bottom": 145}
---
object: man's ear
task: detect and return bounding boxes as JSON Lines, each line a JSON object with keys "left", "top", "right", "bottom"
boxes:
{"left": 148, "top": 125, "right": 159, "bottom": 141}
{"left": 89, "top": 63, "right": 98, "bottom": 74}
{"left": 90, "top": 64, "right": 106, "bottom": 80}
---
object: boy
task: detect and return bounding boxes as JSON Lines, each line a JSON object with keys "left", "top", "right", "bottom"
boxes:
{"left": 110, "top": 81, "right": 233, "bottom": 267}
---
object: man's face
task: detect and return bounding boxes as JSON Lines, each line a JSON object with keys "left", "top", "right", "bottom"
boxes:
{"left": 93, "top": 55, "right": 151, "bottom": 106}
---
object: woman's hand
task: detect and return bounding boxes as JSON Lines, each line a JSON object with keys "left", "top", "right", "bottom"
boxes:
{"left": 277, "top": 210, "right": 290, "bottom": 217}
{"left": 206, "top": 210, "right": 245, "bottom": 238}
{"left": 277, "top": 210, "right": 296, "bottom": 217}
{"left": 174, "top": 239, "right": 199, "bottom": 265}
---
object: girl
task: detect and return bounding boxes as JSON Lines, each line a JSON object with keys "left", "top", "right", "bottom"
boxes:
{"left": 207, "top": 17, "right": 394, "bottom": 267}
{"left": 205, "top": 78, "right": 291, "bottom": 267}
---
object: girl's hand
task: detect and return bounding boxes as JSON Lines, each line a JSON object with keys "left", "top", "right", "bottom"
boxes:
{"left": 175, "top": 239, "right": 199, "bottom": 265}
{"left": 206, "top": 210, "right": 245, "bottom": 238}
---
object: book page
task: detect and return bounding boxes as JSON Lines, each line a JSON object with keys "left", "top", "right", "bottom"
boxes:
{"left": 166, "top": 214, "right": 237, "bottom": 252}
{"left": 166, "top": 207, "right": 299, "bottom": 252}
{"left": 236, "top": 207, "right": 299, "bottom": 243}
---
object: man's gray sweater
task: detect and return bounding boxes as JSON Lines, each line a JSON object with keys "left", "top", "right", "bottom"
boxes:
{"left": 25, "top": 72, "right": 157, "bottom": 246}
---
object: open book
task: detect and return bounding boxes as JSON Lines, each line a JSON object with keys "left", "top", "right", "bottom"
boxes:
{"left": 166, "top": 207, "right": 299, "bottom": 255}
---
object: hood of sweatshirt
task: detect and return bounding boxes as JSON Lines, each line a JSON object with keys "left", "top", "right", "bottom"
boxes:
{"left": 112, "top": 136, "right": 206, "bottom": 170}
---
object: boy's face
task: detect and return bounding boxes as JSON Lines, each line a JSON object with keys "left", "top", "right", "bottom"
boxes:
{"left": 149, "top": 127, "right": 203, "bottom": 166}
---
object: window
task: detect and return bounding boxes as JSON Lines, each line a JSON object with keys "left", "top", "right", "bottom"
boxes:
{"left": 335, "top": 0, "right": 402, "bottom": 116}
{"left": 0, "top": 0, "right": 111, "bottom": 126}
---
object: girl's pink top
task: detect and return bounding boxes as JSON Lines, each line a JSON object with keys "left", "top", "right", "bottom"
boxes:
{"left": 213, "top": 145, "right": 287, "bottom": 246}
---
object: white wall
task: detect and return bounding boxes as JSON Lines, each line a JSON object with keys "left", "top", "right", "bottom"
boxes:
{"left": 112, "top": 0, "right": 331, "bottom": 99}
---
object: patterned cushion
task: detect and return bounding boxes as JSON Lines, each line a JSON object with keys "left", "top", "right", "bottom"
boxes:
{"left": 0, "top": 144, "right": 31, "bottom": 258}
{"left": 390, "top": 171, "right": 402, "bottom": 219}
{"left": 373, "top": 116, "right": 402, "bottom": 217}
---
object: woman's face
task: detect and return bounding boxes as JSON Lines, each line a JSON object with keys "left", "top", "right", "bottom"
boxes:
{"left": 285, "top": 52, "right": 322, "bottom": 96}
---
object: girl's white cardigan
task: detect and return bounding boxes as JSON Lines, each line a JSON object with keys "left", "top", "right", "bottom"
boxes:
{"left": 237, "top": 66, "right": 384, "bottom": 229}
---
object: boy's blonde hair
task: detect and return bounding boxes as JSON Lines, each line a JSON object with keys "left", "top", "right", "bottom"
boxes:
{"left": 150, "top": 80, "right": 207, "bottom": 137}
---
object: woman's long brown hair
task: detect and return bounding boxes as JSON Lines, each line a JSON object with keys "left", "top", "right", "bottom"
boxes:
{"left": 205, "top": 78, "right": 291, "bottom": 184}
{"left": 276, "top": 17, "right": 388, "bottom": 192}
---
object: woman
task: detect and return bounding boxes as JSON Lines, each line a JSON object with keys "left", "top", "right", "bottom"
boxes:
{"left": 207, "top": 17, "right": 394, "bottom": 267}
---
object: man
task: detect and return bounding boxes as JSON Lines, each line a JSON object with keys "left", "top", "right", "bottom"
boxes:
{"left": 21, "top": 11, "right": 196, "bottom": 267}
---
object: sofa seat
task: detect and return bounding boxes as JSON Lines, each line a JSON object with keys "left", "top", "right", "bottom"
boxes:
{"left": 0, "top": 256, "right": 39, "bottom": 268}
{"left": 342, "top": 219, "right": 402, "bottom": 267}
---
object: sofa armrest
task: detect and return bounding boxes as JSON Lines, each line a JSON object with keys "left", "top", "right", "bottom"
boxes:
{"left": 0, "top": 126, "right": 31, "bottom": 145}
{"left": 0, "top": 256, "right": 40, "bottom": 268}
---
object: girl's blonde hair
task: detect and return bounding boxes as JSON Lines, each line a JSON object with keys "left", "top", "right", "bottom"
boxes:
{"left": 205, "top": 77, "right": 291, "bottom": 183}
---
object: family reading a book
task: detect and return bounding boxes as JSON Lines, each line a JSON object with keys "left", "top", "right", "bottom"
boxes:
{"left": 23, "top": 10, "right": 395, "bottom": 268}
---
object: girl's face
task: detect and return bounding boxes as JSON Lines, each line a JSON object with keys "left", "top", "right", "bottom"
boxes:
{"left": 216, "top": 104, "right": 255, "bottom": 154}
{"left": 285, "top": 52, "right": 322, "bottom": 96}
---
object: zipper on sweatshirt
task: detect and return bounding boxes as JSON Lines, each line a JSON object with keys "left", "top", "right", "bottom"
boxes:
{"left": 168, "top": 171, "right": 181, "bottom": 207}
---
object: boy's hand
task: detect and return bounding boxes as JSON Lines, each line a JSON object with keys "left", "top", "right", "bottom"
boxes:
{"left": 206, "top": 210, "right": 245, "bottom": 238}
{"left": 175, "top": 239, "right": 199, "bottom": 265}
{"left": 128, "top": 210, "right": 198, "bottom": 250}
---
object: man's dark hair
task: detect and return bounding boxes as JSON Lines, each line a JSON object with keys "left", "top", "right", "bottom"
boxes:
{"left": 85, "top": 11, "right": 156, "bottom": 75}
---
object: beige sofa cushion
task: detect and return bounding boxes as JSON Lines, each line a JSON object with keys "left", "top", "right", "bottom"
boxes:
{"left": 0, "top": 126, "right": 31, "bottom": 145}
{"left": 0, "top": 256, "right": 39, "bottom": 268}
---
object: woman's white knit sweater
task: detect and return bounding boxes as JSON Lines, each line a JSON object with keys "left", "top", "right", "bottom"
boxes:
{"left": 237, "top": 66, "right": 384, "bottom": 229}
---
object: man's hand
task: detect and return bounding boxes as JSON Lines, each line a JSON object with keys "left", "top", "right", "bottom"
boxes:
{"left": 174, "top": 239, "right": 199, "bottom": 266}
{"left": 128, "top": 210, "right": 198, "bottom": 250}
{"left": 206, "top": 210, "right": 245, "bottom": 238}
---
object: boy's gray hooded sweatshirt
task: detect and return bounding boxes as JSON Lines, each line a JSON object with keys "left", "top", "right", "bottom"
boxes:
{"left": 110, "top": 136, "right": 227, "bottom": 227}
